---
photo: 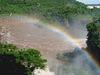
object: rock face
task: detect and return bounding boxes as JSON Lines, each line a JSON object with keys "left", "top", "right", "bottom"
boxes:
{"left": 65, "top": 20, "right": 70, "bottom": 28}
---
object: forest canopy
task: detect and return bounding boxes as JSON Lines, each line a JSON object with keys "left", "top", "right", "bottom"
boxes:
{"left": 0, "top": 42, "right": 47, "bottom": 75}
{"left": 86, "top": 14, "right": 100, "bottom": 61}
{"left": 0, "top": 0, "right": 100, "bottom": 26}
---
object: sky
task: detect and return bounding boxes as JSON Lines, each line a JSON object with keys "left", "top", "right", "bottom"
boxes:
{"left": 76, "top": 0, "right": 100, "bottom": 4}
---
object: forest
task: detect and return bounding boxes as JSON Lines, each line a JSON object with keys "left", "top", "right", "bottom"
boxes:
{"left": 0, "top": 0, "right": 100, "bottom": 26}
{"left": 86, "top": 14, "right": 100, "bottom": 62}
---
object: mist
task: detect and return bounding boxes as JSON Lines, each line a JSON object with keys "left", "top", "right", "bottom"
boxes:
{"left": 32, "top": 17, "right": 99, "bottom": 75}
{"left": 50, "top": 47, "right": 100, "bottom": 75}
{"left": 1, "top": 16, "right": 99, "bottom": 75}
{"left": 34, "top": 17, "right": 99, "bottom": 75}
{"left": 66, "top": 17, "right": 91, "bottom": 39}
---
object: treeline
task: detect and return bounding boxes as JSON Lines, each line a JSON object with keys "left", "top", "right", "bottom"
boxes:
{"left": 0, "top": 42, "right": 47, "bottom": 75}
{"left": 1, "top": 0, "right": 100, "bottom": 41}
{"left": 0, "top": 0, "right": 100, "bottom": 25}
{"left": 86, "top": 14, "right": 100, "bottom": 62}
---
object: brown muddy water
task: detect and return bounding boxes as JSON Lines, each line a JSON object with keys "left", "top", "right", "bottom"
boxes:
{"left": 0, "top": 18, "right": 86, "bottom": 75}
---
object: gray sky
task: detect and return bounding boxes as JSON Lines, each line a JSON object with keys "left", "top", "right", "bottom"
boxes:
{"left": 76, "top": 0, "right": 100, "bottom": 4}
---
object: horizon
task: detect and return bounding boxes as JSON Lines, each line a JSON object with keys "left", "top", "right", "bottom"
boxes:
{"left": 76, "top": 0, "right": 100, "bottom": 4}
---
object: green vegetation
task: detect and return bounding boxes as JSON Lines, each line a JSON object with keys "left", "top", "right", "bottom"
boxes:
{"left": 57, "top": 53, "right": 64, "bottom": 60}
{"left": 0, "top": 0, "right": 100, "bottom": 26}
{"left": 0, "top": 42, "right": 47, "bottom": 75}
{"left": 86, "top": 14, "right": 100, "bottom": 61}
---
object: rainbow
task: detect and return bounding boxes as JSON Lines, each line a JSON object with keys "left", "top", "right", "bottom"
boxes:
{"left": 13, "top": 16, "right": 100, "bottom": 73}
{"left": 35, "top": 21, "right": 100, "bottom": 73}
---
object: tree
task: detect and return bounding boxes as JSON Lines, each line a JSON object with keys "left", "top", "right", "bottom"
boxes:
{"left": 0, "top": 52, "right": 31, "bottom": 75}
{"left": 86, "top": 14, "right": 100, "bottom": 61}
{"left": 86, "top": 22, "right": 99, "bottom": 50}
{"left": 0, "top": 42, "right": 18, "bottom": 52}
{"left": 17, "top": 49, "right": 47, "bottom": 72}
{"left": 0, "top": 42, "right": 47, "bottom": 75}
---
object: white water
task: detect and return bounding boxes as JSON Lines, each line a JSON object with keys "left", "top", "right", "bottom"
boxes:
{"left": 34, "top": 67, "right": 55, "bottom": 75}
